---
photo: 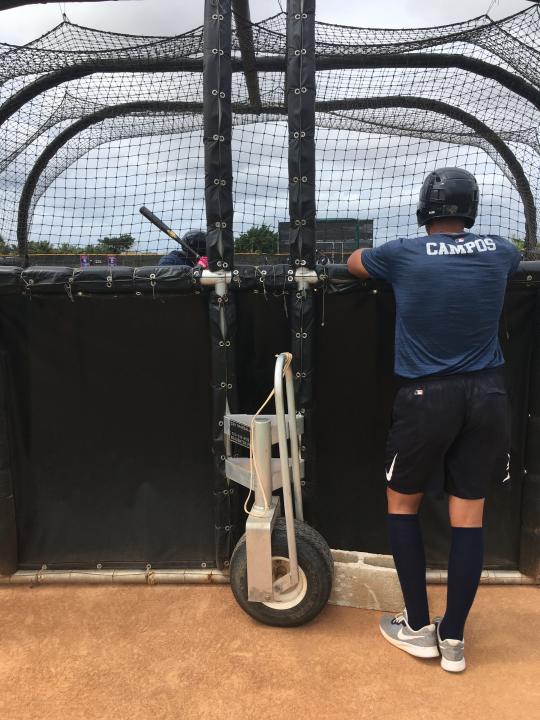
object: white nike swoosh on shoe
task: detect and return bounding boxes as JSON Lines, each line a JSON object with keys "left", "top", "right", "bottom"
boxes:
{"left": 397, "top": 627, "right": 421, "bottom": 641}
{"left": 385, "top": 453, "right": 398, "bottom": 482}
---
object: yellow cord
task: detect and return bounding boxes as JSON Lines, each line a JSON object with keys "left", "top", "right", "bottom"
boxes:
{"left": 243, "top": 352, "right": 293, "bottom": 517}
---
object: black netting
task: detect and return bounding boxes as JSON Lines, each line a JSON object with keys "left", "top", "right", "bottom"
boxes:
{"left": 0, "top": 5, "right": 539, "bottom": 264}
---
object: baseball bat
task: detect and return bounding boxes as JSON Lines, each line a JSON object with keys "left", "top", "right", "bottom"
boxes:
{"left": 139, "top": 206, "right": 201, "bottom": 261}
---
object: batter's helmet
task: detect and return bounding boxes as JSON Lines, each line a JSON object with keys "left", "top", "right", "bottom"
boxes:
{"left": 417, "top": 167, "right": 479, "bottom": 228}
{"left": 182, "top": 230, "right": 207, "bottom": 256}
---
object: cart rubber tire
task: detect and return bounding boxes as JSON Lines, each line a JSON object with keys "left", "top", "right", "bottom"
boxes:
{"left": 229, "top": 521, "right": 333, "bottom": 627}
{"left": 276, "top": 519, "right": 334, "bottom": 576}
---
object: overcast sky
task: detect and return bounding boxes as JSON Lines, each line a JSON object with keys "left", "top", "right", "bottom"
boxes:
{"left": 0, "top": 0, "right": 533, "bottom": 45}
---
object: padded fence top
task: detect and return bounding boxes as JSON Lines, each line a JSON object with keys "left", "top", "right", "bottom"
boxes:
{"left": 0, "top": 262, "right": 537, "bottom": 296}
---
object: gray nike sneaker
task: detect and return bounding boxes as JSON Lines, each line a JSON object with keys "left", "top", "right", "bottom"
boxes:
{"left": 435, "top": 620, "right": 466, "bottom": 673}
{"left": 379, "top": 610, "right": 439, "bottom": 659}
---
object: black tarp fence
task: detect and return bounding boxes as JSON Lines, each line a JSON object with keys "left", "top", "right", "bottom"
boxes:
{"left": 0, "top": 0, "right": 538, "bottom": 582}
{"left": 0, "top": 262, "right": 538, "bottom": 575}
{"left": 521, "top": 278, "right": 540, "bottom": 578}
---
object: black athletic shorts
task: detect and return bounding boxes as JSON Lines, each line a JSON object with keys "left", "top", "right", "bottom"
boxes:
{"left": 384, "top": 367, "right": 511, "bottom": 499}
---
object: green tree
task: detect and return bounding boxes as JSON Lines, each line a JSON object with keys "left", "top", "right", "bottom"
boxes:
{"left": 511, "top": 237, "right": 525, "bottom": 251}
{"left": 0, "top": 234, "right": 16, "bottom": 255}
{"left": 96, "top": 233, "right": 136, "bottom": 254}
{"left": 56, "top": 242, "right": 83, "bottom": 254}
{"left": 235, "top": 224, "right": 278, "bottom": 254}
{"left": 27, "top": 240, "right": 54, "bottom": 253}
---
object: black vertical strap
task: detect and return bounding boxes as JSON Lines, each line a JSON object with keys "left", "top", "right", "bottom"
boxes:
{"left": 209, "top": 290, "right": 238, "bottom": 569}
{"left": 287, "top": 0, "right": 316, "bottom": 270}
{"left": 288, "top": 0, "right": 317, "bottom": 520}
{"left": 204, "top": 0, "right": 236, "bottom": 568}
{"left": 203, "top": 0, "right": 234, "bottom": 272}
{"left": 290, "top": 287, "right": 316, "bottom": 518}
{"left": 520, "top": 288, "right": 540, "bottom": 579}
{"left": 0, "top": 352, "right": 17, "bottom": 575}
{"left": 291, "top": 288, "right": 315, "bottom": 409}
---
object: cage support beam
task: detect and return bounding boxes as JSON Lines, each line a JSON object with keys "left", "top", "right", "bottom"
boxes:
{"left": 287, "top": 0, "right": 317, "bottom": 269}
{"left": 203, "top": 0, "right": 237, "bottom": 570}
{"left": 286, "top": 0, "right": 317, "bottom": 528}
{"left": 231, "top": 0, "right": 261, "bottom": 110}
{"left": 3, "top": 53, "right": 540, "bottom": 131}
{"left": 203, "top": 0, "right": 234, "bottom": 272}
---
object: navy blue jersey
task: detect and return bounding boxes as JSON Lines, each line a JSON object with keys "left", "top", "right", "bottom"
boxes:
{"left": 158, "top": 250, "right": 193, "bottom": 267}
{"left": 361, "top": 233, "right": 522, "bottom": 379}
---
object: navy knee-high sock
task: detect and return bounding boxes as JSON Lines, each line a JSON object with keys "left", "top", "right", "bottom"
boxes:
{"left": 438, "top": 527, "right": 483, "bottom": 641}
{"left": 387, "top": 514, "right": 430, "bottom": 630}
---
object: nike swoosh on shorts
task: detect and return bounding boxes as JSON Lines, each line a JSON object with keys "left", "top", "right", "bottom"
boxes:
{"left": 386, "top": 453, "right": 398, "bottom": 482}
{"left": 503, "top": 453, "right": 511, "bottom": 483}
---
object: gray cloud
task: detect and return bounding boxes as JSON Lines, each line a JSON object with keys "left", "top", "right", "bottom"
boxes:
{"left": 0, "top": 0, "right": 531, "bottom": 44}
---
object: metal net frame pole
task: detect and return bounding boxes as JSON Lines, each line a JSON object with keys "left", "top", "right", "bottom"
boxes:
{"left": 204, "top": 0, "right": 238, "bottom": 569}
{"left": 287, "top": 0, "right": 318, "bottom": 523}
{"left": 287, "top": 0, "right": 317, "bottom": 270}
{"left": 204, "top": 0, "right": 234, "bottom": 272}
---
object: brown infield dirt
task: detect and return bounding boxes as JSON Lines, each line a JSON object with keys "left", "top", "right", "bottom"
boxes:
{"left": 0, "top": 583, "right": 537, "bottom": 720}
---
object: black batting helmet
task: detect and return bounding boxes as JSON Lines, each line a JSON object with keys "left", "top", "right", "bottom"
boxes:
{"left": 417, "top": 168, "right": 479, "bottom": 228}
{"left": 182, "top": 230, "right": 207, "bottom": 256}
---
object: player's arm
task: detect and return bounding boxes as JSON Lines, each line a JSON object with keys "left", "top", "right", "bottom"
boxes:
{"left": 347, "top": 248, "right": 371, "bottom": 278}
{"left": 347, "top": 242, "right": 396, "bottom": 282}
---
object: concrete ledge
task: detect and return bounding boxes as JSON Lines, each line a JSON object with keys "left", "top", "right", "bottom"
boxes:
{"left": 327, "top": 551, "right": 536, "bottom": 611}
{"left": 427, "top": 569, "right": 535, "bottom": 585}
{"left": 0, "top": 569, "right": 230, "bottom": 586}
{"left": 328, "top": 550, "right": 404, "bottom": 612}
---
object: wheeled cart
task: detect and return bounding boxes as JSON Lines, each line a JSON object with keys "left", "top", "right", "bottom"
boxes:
{"left": 225, "top": 353, "right": 334, "bottom": 626}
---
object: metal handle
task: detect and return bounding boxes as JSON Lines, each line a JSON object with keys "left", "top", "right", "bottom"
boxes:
{"left": 252, "top": 417, "right": 273, "bottom": 512}
{"left": 285, "top": 368, "right": 304, "bottom": 521}
{"left": 274, "top": 352, "right": 300, "bottom": 586}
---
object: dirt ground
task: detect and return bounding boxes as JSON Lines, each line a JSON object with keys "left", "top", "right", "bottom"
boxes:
{"left": 0, "top": 583, "right": 537, "bottom": 720}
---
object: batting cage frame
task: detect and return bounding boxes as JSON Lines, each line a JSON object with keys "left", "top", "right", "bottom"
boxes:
{"left": 0, "top": 1, "right": 538, "bottom": 581}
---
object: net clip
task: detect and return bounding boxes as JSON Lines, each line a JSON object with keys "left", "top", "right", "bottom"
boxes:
{"left": 22, "top": 275, "right": 33, "bottom": 298}
{"left": 149, "top": 272, "right": 157, "bottom": 299}
{"left": 64, "top": 276, "right": 75, "bottom": 303}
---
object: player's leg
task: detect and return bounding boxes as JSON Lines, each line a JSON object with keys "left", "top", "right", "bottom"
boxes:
{"left": 438, "top": 369, "right": 510, "bottom": 671}
{"left": 380, "top": 380, "right": 462, "bottom": 656}
{"left": 438, "top": 496, "right": 485, "bottom": 642}
{"left": 386, "top": 488, "right": 429, "bottom": 630}
{"left": 387, "top": 488, "right": 423, "bottom": 515}
{"left": 448, "top": 496, "right": 485, "bottom": 527}
{"left": 434, "top": 496, "right": 485, "bottom": 672}
{"left": 381, "top": 485, "right": 438, "bottom": 656}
